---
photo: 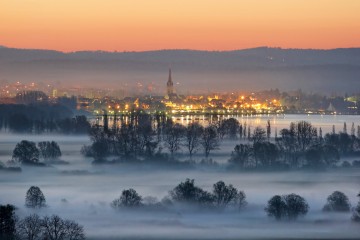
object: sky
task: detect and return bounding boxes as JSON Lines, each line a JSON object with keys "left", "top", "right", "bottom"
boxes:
{"left": 1, "top": 0, "right": 360, "bottom": 52}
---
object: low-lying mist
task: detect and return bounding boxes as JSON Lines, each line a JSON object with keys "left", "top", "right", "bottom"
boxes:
{"left": 1, "top": 134, "right": 360, "bottom": 239}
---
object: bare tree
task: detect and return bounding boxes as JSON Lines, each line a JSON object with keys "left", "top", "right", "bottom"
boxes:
{"left": 212, "top": 181, "right": 238, "bottom": 209}
{"left": 41, "top": 215, "right": 67, "bottom": 240}
{"left": 41, "top": 215, "right": 85, "bottom": 240}
{"left": 64, "top": 220, "right": 85, "bottom": 240}
{"left": 276, "top": 128, "right": 298, "bottom": 167}
{"left": 295, "top": 121, "right": 317, "bottom": 151}
{"left": 164, "top": 123, "right": 185, "bottom": 157}
{"left": 252, "top": 127, "right": 266, "bottom": 144}
{"left": 201, "top": 126, "right": 219, "bottom": 158}
{"left": 183, "top": 123, "right": 203, "bottom": 159}
{"left": 17, "top": 214, "right": 42, "bottom": 240}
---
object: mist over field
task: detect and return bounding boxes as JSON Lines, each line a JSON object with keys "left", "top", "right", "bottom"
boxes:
{"left": 1, "top": 129, "right": 360, "bottom": 239}
{"left": 2, "top": 1, "right": 360, "bottom": 239}
{"left": 1, "top": 47, "right": 360, "bottom": 94}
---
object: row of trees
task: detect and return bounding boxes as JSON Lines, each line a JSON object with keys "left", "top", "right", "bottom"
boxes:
{"left": 83, "top": 114, "right": 221, "bottom": 162}
{"left": 2, "top": 110, "right": 90, "bottom": 134}
{"left": 9, "top": 119, "right": 360, "bottom": 170}
{"left": 84, "top": 113, "right": 360, "bottom": 170}
{"left": 108, "top": 179, "right": 360, "bottom": 222}
{"left": 111, "top": 179, "right": 247, "bottom": 211}
{"left": 24, "top": 183, "right": 358, "bottom": 219}
{"left": 18, "top": 214, "right": 85, "bottom": 240}
{"left": 9, "top": 183, "right": 359, "bottom": 239}
{"left": 230, "top": 120, "right": 360, "bottom": 170}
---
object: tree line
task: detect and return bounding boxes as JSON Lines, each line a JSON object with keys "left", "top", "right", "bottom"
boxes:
{"left": 230, "top": 120, "right": 360, "bottom": 170}
{"left": 109, "top": 179, "right": 360, "bottom": 223}
{"left": 82, "top": 113, "right": 221, "bottom": 163}
{"left": 5, "top": 113, "right": 360, "bottom": 170}
{"left": 18, "top": 183, "right": 360, "bottom": 220}
{"left": 2, "top": 182, "right": 359, "bottom": 240}
{"left": 83, "top": 113, "right": 360, "bottom": 170}
{"left": 0, "top": 104, "right": 90, "bottom": 134}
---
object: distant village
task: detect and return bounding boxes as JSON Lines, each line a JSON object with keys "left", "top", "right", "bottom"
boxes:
{"left": 0, "top": 69, "right": 359, "bottom": 116}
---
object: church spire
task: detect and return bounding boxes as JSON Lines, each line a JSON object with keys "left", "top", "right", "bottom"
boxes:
{"left": 167, "top": 68, "right": 174, "bottom": 95}
{"left": 168, "top": 68, "right": 172, "bottom": 83}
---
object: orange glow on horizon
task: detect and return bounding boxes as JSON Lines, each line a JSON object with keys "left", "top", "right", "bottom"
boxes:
{"left": 1, "top": 0, "right": 359, "bottom": 52}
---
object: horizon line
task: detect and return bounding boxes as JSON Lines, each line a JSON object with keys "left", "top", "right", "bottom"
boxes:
{"left": 1, "top": 44, "right": 360, "bottom": 54}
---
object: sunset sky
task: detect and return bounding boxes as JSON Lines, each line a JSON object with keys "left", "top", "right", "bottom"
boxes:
{"left": 1, "top": 0, "right": 359, "bottom": 52}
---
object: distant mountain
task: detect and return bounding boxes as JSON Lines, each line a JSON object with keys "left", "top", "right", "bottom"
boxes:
{"left": 0, "top": 46, "right": 359, "bottom": 94}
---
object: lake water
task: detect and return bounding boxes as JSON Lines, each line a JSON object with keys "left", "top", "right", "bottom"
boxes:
{"left": 171, "top": 114, "right": 360, "bottom": 135}
{"left": 95, "top": 114, "right": 360, "bottom": 137}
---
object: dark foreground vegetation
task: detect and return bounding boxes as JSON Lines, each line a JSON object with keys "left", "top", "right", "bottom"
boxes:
{"left": 1, "top": 186, "right": 85, "bottom": 239}
{"left": 0, "top": 205, "right": 85, "bottom": 240}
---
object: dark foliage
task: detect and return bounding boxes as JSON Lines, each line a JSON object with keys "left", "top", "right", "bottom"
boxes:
{"left": 111, "top": 189, "right": 143, "bottom": 208}
{"left": 0, "top": 104, "right": 73, "bottom": 133}
{"left": 265, "top": 193, "right": 309, "bottom": 221}
{"left": 253, "top": 142, "right": 279, "bottom": 168}
{"left": 170, "top": 179, "right": 213, "bottom": 206}
{"left": 25, "top": 186, "right": 46, "bottom": 208}
{"left": 352, "top": 193, "right": 360, "bottom": 222}
{"left": 38, "top": 141, "right": 62, "bottom": 161}
{"left": 229, "top": 144, "right": 252, "bottom": 169}
{"left": 169, "top": 179, "right": 246, "bottom": 210}
{"left": 323, "top": 191, "right": 351, "bottom": 212}
{"left": 0, "top": 204, "right": 17, "bottom": 240}
{"left": 12, "top": 140, "right": 40, "bottom": 164}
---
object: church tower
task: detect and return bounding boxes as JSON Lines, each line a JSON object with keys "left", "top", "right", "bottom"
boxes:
{"left": 166, "top": 68, "right": 174, "bottom": 96}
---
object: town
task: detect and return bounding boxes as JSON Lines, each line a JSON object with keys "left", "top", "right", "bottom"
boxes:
{"left": 0, "top": 69, "right": 359, "bottom": 117}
